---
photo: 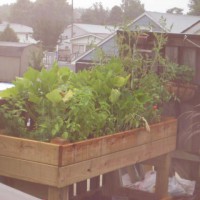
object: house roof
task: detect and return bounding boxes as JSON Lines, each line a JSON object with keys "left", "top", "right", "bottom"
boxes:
{"left": 72, "top": 23, "right": 116, "bottom": 34}
{"left": 0, "top": 42, "right": 33, "bottom": 57}
{"left": 135, "top": 11, "right": 200, "bottom": 33}
{"left": 0, "top": 22, "right": 33, "bottom": 34}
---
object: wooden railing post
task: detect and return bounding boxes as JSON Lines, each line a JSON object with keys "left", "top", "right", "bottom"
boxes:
{"left": 155, "top": 154, "right": 171, "bottom": 200}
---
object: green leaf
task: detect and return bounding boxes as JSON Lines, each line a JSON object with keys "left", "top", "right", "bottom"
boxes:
{"left": 62, "top": 90, "right": 74, "bottom": 102}
{"left": 28, "top": 93, "right": 41, "bottom": 104}
{"left": 23, "top": 67, "right": 39, "bottom": 82}
{"left": 109, "top": 89, "right": 121, "bottom": 104}
{"left": 0, "top": 87, "right": 17, "bottom": 98}
{"left": 113, "top": 75, "right": 130, "bottom": 88}
{"left": 62, "top": 132, "right": 69, "bottom": 139}
{"left": 46, "top": 89, "right": 62, "bottom": 103}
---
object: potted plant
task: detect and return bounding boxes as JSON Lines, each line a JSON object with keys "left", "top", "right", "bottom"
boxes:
{"left": 164, "top": 62, "right": 198, "bottom": 102}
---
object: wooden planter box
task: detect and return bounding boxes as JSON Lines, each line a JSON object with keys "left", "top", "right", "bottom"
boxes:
{"left": 0, "top": 117, "right": 177, "bottom": 200}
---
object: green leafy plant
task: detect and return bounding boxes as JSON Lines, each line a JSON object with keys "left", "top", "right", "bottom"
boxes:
{"left": 164, "top": 62, "right": 194, "bottom": 84}
{"left": 0, "top": 30, "right": 175, "bottom": 142}
{"left": 0, "top": 57, "right": 171, "bottom": 142}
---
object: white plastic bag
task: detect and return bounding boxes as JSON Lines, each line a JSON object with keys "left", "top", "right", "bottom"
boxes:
{"left": 121, "top": 170, "right": 196, "bottom": 196}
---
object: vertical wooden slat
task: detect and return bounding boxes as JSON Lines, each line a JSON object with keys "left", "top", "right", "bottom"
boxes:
{"left": 165, "top": 46, "right": 178, "bottom": 63}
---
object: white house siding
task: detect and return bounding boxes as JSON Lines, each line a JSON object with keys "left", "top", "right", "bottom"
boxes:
{"left": 62, "top": 25, "right": 88, "bottom": 40}
{"left": 17, "top": 33, "right": 37, "bottom": 44}
{"left": 71, "top": 35, "right": 102, "bottom": 59}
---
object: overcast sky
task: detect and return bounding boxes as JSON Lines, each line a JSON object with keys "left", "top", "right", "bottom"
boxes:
{"left": 0, "top": 0, "right": 190, "bottom": 13}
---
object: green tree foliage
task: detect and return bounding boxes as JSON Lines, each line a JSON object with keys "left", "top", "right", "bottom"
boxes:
{"left": 167, "top": 7, "right": 183, "bottom": 14}
{"left": 108, "top": 6, "right": 123, "bottom": 25}
{"left": 188, "top": 0, "right": 200, "bottom": 15}
{"left": 81, "top": 2, "right": 109, "bottom": 25}
{"left": 9, "top": 0, "right": 34, "bottom": 26}
{"left": 0, "top": 24, "right": 19, "bottom": 42}
{"left": 121, "top": 0, "right": 145, "bottom": 23}
{"left": 29, "top": 46, "right": 44, "bottom": 71}
{"left": 32, "top": 0, "right": 71, "bottom": 51}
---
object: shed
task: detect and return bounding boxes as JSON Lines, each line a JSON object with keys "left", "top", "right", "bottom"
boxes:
{"left": 0, "top": 42, "right": 39, "bottom": 82}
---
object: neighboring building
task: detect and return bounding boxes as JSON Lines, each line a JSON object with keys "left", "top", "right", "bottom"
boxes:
{"left": 129, "top": 11, "right": 200, "bottom": 34}
{"left": 74, "top": 11, "right": 200, "bottom": 70}
{"left": 58, "top": 23, "right": 115, "bottom": 61}
{"left": 0, "top": 42, "right": 39, "bottom": 82}
{"left": 0, "top": 22, "right": 37, "bottom": 44}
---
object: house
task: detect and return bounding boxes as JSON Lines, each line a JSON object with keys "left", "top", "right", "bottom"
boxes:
{"left": 74, "top": 11, "right": 200, "bottom": 70}
{"left": 0, "top": 42, "right": 40, "bottom": 82}
{"left": 129, "top": 11, "right": 200, "bottom": 34}
{"left": 0, "top": 22, "right": 37, "bottom": 44}
{"left": 58, "top": 23, "right": 115, "bottom": 61}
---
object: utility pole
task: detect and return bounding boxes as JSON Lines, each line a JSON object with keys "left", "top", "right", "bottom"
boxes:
{"left": 71, "top": 0, "right": 74, "bottom": 59}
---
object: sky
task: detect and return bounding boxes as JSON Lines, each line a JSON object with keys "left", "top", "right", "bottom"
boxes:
{"left": 0, "top": 0, "right": 190, "bottom": 13}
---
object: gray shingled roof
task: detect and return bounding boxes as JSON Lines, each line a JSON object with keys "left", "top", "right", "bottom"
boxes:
{"left": 0, "top": 42, "right": 32, "bottom": 57}
{"left": 0, "top": 22, "right": 33, "bottom": 34}
{"left": 145, "top": 11, "right": 200, "bottom": 33}
{"left": 74, "top": 23, "right": 116, "bottom": 34}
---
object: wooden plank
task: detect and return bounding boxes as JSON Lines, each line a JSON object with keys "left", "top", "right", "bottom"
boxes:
{"left": 0, "top": 133, "right": 60, "bottom": 166}
{"left": 112, "top": 187, "right": 157, "bottom": 200}
{"left": 0, "top": 155, "right": 59, "bottom": 186}
{"left": 48, "top": 186, "right": 69, "bottom": 200}
{"left": 171, "top": 150, "right": 200, "bottom": 162}
{"left": 155, "top": 154, "right": 171, "bottom": 199}
{"left": 166, "top": 38, "right": 200, "bottom": 48}
{"left": 165, "top": 46, "right": 179, "bottom": 63}
{"left": 0, "top": 118, "right": 176, "bottom": 167}
{"left": 61, "top": 118, "right": 177, "bottom": 166}
{"left": 61, "top": 138, "right": 102, "bottom": 166}
{"left": 58, "top": 136, "right": 176, "bottom": 187}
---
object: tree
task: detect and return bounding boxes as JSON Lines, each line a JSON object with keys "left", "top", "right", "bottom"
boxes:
{"left": 108, "top": 6, "right": 123, "bottom": 25}
{"left": 188, "top": 0, "right": 200, "bottom": 15}
{"left": 0, "top": 24, "right": 19, "bottom": 42}
{"left": 81, "top": 3, "right": 109, "bottom": 25}
{"left": 121, "top": 0, "right": 144, "bottom": 23}
{"left": 167, "top": 7, "right": 183, "bottom": 14}
{"left": 29, "top": 46, "right": 44, "bottom": 71}
{"left": 9, "top": 0, "right": 34, "bottom": 26}
{"left": 32, "top": 0, "right": 71, "bottom": 51}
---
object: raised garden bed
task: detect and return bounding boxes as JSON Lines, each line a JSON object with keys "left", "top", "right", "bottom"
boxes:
{"left": 0, "top": 117, "right": 177, "bottom": 200}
